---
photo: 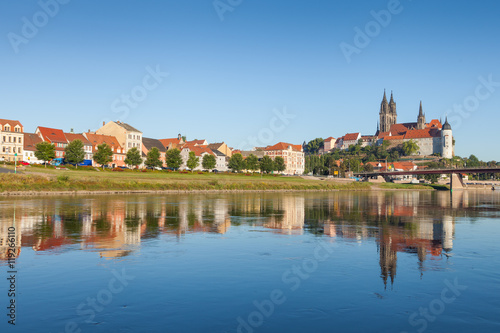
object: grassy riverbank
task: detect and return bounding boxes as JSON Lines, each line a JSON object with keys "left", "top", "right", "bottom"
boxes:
{"left": 0, "top": 168, "right": 370, "bottom": 192}
{"left": 0, "top": 166, "right": 445, "bottom": 193}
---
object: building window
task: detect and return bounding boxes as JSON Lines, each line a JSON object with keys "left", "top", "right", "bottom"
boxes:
{"left": 18, "top": 148, "right": 21, "bottom": 153}
{"left": 18, "top": 138, "right": 21, "bottom": 144}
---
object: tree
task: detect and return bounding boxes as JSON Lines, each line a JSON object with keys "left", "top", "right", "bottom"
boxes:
{"left": 186, "top": 151, "right": 199, "bottom": 170}
{"left": 145, "top": 147, "right": 162, "bottom": 169}
{"left": 274, "top": 156, "right": 286, "bottom": 173}
{"left": 245, "top": 154, "right": 259, "bottom": 172}
{"left": 93, "top": 143, "right": 113, "bottom": 169}
{"left": 125, "top": 147, "right": 142, "bottom": 169}
{"left": 228, "top": 153, "right": 244, "bottom": 172}
{"left": 363, "top": 163, "right": 374, "bottom": 172}
{"left": 165, "top": 148, "right": 182, "bottom": 170}
{"left": 202, "top": 154, "right": 216, "bottom": 170}
{"left": 64, "top": 140, "right": 85, "bottom": 168}
{"left": 305, "top": 138, "right": 324, "bottom": 155}
{"left": 260, "top": 155, "right": 275, "bottom": 174}
{"left": 402, "top": 139, "right": 419, "bottom": 156}
{"left": 35, "top": 142, "right": 55, "bottom": 167}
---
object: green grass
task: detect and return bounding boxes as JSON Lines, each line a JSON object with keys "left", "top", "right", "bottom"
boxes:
{"left": 0, "top": 168, "right": 374, "bottom": 192}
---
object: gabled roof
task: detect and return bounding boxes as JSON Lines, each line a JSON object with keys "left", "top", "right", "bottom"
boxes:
{"left": 23, "top": 133, "right": 43, "bottom": 151}
{"left": 37, "top": 126, "right": 67, "bottom": 143}
{"left": 324, "top": 137, "right": 335, "bottom": 141}
{"left": 114, "top": 121, "right": 142, "bottom": 133}
{"left": 186, "top": 139, "right": 207, "bottom": 146}
{"left": 343, "top": 133, "right": 360, "bottom": 141}
{"left": 0, "top": 119, "right": 23, "bottom": 130}
{"left": 426, "top": 119, "right": 442, "bottom": 129}
{"left": 84, "top": 133, "right": 123, "bottom": 152}
{"left": 142, "top": 137, "right": 166, "bottom": 152}
{"left": 64, "top": 133, "right": 91, "bottom": 146}
{"left": 265, "top": 142, "right": 303, "bottom": 152}
{"left": 207, "top": 142, "right": 225, "bottom": 150}
{"left": 159, "top": 138, "right": 183, "bottom": 147}
{"left": 183, "top": 145, "right": 215, "bottom": 157}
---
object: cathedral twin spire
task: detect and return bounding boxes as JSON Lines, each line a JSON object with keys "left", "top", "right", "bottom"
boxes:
{"left": 379, "top": 89, "right": 397, "bottom": 132}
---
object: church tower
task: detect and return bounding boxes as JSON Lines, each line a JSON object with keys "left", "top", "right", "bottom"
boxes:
{"left": 379, "top": 90, "right": 397, "bottom": 132}
{"left": 417, "top": 101, "right": 426, "bottom": 130}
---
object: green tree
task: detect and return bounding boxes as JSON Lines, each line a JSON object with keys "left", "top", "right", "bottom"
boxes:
{"left": 64, "top": 140, "right": 85, "bottom": 168}
{"left": 145, "top": 147, "right": 162, "bottom": 169}
{"left": 186, "top": 151, "right": 199, "bottom": 170}
{"left": 165, "top": 148, "right": 182, "bottom": 170}
{"left": 260, "top": 155, "right": 275, "bottom": 173}
{"left": 274, "top": 156, "right": 286, "bottom": 173}
{"left": 125, "top": 147, "right": 142, "bottom": 169}
{"left": 402, "top": 139, "right": 419, "bottom": 156}
{"left": 35, "top": 142, "right": 56, "bottom": 167}
{"left": 305, "top": 138, "right": 324, "bottom": 155}
{"left": 93, "top": 143, "right": 113, "bottom": 169}
{"left": 202, "top": 154, "right": 216, "bottom": 170}
{"left": 245, "top": 154, "right": 259, "bottom": 172}
{"left": 228, "top": 153, "right": 244, "bottom": 172}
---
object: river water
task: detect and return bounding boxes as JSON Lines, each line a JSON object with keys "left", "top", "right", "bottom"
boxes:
{"left": 0, "top": 190, "right": 499, "bottom": 332}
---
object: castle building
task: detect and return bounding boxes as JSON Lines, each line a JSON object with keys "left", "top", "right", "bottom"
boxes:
{"left": 376, "top": 91, "right": 454, "bottom": 159}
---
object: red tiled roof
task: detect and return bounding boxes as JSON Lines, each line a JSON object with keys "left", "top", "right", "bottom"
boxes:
{"left": 384, "top": 135, "right": 405, "bottom": 141}
{"left": 37, "top": 127, "right": 67, "bottom": 144}
{"left": 160, "top": 138, "right": 182, "bottom": 147}
{"left": 324, "top": 137, "right": 335, "bottom": 141}
{"left": 426, "top": 119, "right": 442, "bottom": 129}
{"left": 404, "top": 128, "right": 440, "bottom": 139}
{"left": 389, "top": 123, "right": 414, "bottom": 136}
{"left": 64, "top": 133, "right": 91, "bottom": 146}
{"left": 23, "top": 133, "right": 43, "bottom": 151}
{"left": 265, "top": 142, "right": 303, "bottom": 152}
{"left": 183, "top": 145, "right": 215, "bottom": 157}
{"left": 84, "top": 133, "right": 123, "bottom": 152}
{"left": 0, "top": 119, "right": 23, "bottom": 130}
{"left": 343, "top": 133, "right": 360, "bottom": 141}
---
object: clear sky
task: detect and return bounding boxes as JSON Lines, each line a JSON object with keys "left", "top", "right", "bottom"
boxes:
{"left": 2, "top": 0, "right": 499, "bottom": 160}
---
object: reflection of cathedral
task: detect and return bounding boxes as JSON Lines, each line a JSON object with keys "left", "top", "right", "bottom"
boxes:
{"left": 319, "top": 191, "right": 459, "bottom": 286}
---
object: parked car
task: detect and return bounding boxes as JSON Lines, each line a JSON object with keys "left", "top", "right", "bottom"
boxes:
{"left": 19, "top": 161, "right": 30, "bottom": 166}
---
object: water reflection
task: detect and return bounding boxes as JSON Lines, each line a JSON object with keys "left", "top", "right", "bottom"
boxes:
{"left": 1, "top": 191, "right": 499, "bottom": 287}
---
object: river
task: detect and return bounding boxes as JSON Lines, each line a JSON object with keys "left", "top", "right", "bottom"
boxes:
{"left": 1, "top": 190, "right": 499, "bottom": 332}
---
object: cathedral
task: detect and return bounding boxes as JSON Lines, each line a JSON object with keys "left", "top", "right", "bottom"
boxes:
{"left": 375, "top": 90, "right": 453, "bottom": 159}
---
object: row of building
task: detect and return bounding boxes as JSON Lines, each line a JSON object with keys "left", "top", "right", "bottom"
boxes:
{"left": 316, "top": 91, "right": 454, "bottom": 159}
{"left": 0, "top": 119, "right": 306, "bottom": 175}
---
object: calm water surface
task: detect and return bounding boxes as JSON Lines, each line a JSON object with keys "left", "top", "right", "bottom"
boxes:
{"left": 1, "top": 191, "right": 499, "bottom": 333}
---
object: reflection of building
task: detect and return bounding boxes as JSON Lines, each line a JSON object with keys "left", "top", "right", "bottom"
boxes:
{"left": 264, "top": 197, "right": 305, "bottom": 234}
{"left": 318, "top": 191, "right": 459, "bottom": 287}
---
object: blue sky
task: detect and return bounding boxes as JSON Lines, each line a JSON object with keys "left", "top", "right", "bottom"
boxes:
{"left": 2, "top": 0, "right": 499, "bottom": 160}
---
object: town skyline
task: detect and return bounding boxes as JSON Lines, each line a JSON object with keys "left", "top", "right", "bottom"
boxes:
{"left": 2, "top": 1, "right": 500, "bottom": 161}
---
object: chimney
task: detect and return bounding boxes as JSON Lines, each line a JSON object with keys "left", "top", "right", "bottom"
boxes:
{"left": 70, "top": 128, "right": 74, "bottom": 133}
{"left": 103, "top": 121, "right": 105, "bottom": 126}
